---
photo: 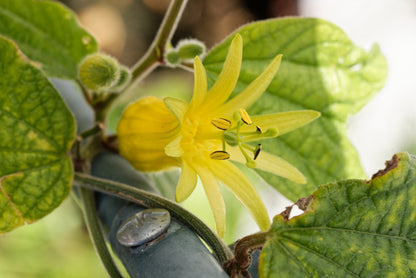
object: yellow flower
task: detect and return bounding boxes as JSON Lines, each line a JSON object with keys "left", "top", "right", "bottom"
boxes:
{"left": 117, "top": 34, "right": 320, "bottom": 237}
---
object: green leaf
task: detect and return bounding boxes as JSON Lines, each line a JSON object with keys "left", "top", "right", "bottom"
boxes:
{"left": 0, "top": 0, "right": 97, "bottom": 79}
{"left": 259, "top": 152, "right": 416, "bottom": 277}
{"left": 0, "top": 36, "right": 76, "bottom": 234}
{"left": 203, "top": 18, "right": 388, "bottom": 201}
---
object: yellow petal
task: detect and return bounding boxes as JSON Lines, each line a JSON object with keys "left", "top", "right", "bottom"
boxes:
{"left": 217, "top": 54, "right": 282, "bottom": 116}
{"left": 175, "top": 160, "right": 198, "bottom": 202}
{"left": 165, "top": 135, "right": 183, "bottom": 157}
{"left": 227, "top": 146, "right": 306, "bottom": 184}
{"left": 117, "top": 96, "right": 180, "bottom": 171}
{"left": 164, "top": 97, "right": 189, "bottom": 122}
{"left": 255, "top": 151, "right": 306, "bottom": 184}
{"left": 241, "top": 110, "right": 321, "bottom": 135}
{"left": 203, "top": 34, "right": 242, "bottom": 109}
{"left": 194, "top": 162, "right": 226, "bottom": 237}
{"left": 209, "top": 160, "right": 271, "bottom": 231}
{"left": 189, "top": 56, "right": 207, "bottom": 111}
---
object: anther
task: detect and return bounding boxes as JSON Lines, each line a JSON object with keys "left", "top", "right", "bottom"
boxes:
{"left": 256, "top": 126, "right": 262, "bottom": 134}
{"left": 210, "top": 150, "right": 230, "bottom": 160}
{"left": 211, "top": 118, "right": 231, "bottom": 130}
{"left": 254, "top": 144, "right": 262, "bottom": 160}
{"left": 239, "top": 108, "right": 253, "bottom": 125}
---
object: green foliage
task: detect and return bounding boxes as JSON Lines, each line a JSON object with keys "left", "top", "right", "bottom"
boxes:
{"left": 0, "top": 36, "right": 76, "bottom": 234}
{"left": 203, "top": 18, "right": 388, "bottom": 201}
{"left": 0, "top": 0, "right": 408, "bottom": 276}
{"left": 259, "top": 152, "right": 416, "bottom": 277}
{"left": 0, "top": 0, "right": 97, "bottom": 79}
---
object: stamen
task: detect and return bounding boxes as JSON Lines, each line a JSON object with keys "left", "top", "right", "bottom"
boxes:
{"left": 211, "top": 118, "right": 231, "bottom": 130}
{"left": 256, "top": 126, "right": 262, "bottom": 134}
{"left": 254, "top": 144, "right": 262, "bottom": 160}
{"left": 242, "top": 128, "right": 279, "bottom": 143}
{"left": 239, "top": 108, "right": 252, "bottom": 125}
{"left": 223, "top": 132, "right": 238, "bottom": 146}
{"left": 210, "top": 150, "right": 230, "bottom": 160}
{"left": 246, "top": 160, "right": 256, "bottom": 168}
{"left": 239, "top": 143, "right": 256, "bottom": 168}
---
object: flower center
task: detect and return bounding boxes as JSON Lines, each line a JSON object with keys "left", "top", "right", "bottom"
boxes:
{"left": 180, "top": 117, "right": 221, "bottom": 160}
{"left": 210, "top": 108, "right": 278, "bottom": 168}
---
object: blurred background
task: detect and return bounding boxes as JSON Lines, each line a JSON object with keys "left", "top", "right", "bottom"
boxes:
{"left": 1, "top": 0, "right": 415, "bottom": 276}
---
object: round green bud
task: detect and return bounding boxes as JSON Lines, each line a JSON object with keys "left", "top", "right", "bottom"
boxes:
{"left": 177, "top": 39, "right": 206, "bottom": 61}
{"left": 111, "top": 66, "right": 132, "bottom": 92}
{"left": 78, "top": 53, "right": 121, "bottom": 91}
{"left": 165, "top": 49, "right": 181, "bottom": 66}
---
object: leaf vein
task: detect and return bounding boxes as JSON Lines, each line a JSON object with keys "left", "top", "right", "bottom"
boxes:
{"left": 0, "top": 5, "right": 76, "bottom": 64}
{"left": 0, "top": 107, "right": 62, "bottom": 152}
{"left": 278, "top": 236, "right": 360, "bottom": 277}
{"left": 275, "top": 239, "right": 313, "bottom": 278}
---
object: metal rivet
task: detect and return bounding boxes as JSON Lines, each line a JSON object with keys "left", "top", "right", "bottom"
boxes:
{"left": 116, "top": 208, "right": 171, "bottom": 247}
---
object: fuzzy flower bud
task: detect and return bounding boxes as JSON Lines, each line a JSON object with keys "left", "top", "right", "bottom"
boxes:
{"left": 111, "top": 66, "right": 132, "bottom": 92}
{"left": 165, "top": 49, "right": 181, "bottom": 66}
{"left": 177, "top": 39, "right": 206, "bottom": 61}
{"left": 78, "top": 53, "right": 120, "bottom": 91}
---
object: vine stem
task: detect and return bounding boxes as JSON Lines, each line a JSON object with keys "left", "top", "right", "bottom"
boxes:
{"left": 125, "top": 0, "right": 189, "bottom": 92}
{"left": 234, "top": 232, "right": 269, "bottom": 270}
{"left": 79, "top": 187, "right": 125, "bottom": 278}
{"left": 73, "top": 172, "right": 235, "bottom": 268}
{"left": 225, "top": 232, "right": 269, "bottom": 277}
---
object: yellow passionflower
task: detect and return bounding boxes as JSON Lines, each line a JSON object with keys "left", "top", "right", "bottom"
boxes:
{"left": 117, "top": 34, "right": 320, "bottom": 237}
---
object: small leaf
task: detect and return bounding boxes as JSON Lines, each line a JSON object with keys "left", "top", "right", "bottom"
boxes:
{"left": 203, "top": 18, "right": 388, "bottom": 201}
{"left": 0, "top": 36, "right": 76, "bottom": 234}
{"left": 259, "top": 153, "right": 416, "bottom": 277}
{"left": 0, "top": 0, "right": 97, "bottom": 79}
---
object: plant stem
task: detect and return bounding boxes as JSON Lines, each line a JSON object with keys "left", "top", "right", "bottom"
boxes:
{"left": 78, "top": 123, "right": 104, "bottom": 140}
{"left": 79, "top": 187, "right": 125, "bottom": 278}
{"left": 73, "top": 172, "right": 234, "bottom": 267}
{"left": 233, "top": 232, "right": 269, "bottom": 270}
{"left": 94, "top": 92, "right": 119, "bottom": 124}
{"left": 224, "top": 232, "right": 269, "bottom": 277}
{"left": 127, "top": 0, "right": 189, "bottom": 90}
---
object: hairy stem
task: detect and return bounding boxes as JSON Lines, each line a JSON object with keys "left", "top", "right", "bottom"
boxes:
{"left": 234, "top": 232, "right": 269, "bottom": 270}
{"left": 127, "top": 0, "right": 189, "bottom": 90}
{"left": 73, "top": 172, "right": 234, "bottom": 267}
{"left": 79, "top": 187, "right": 125, "bottom": 278}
